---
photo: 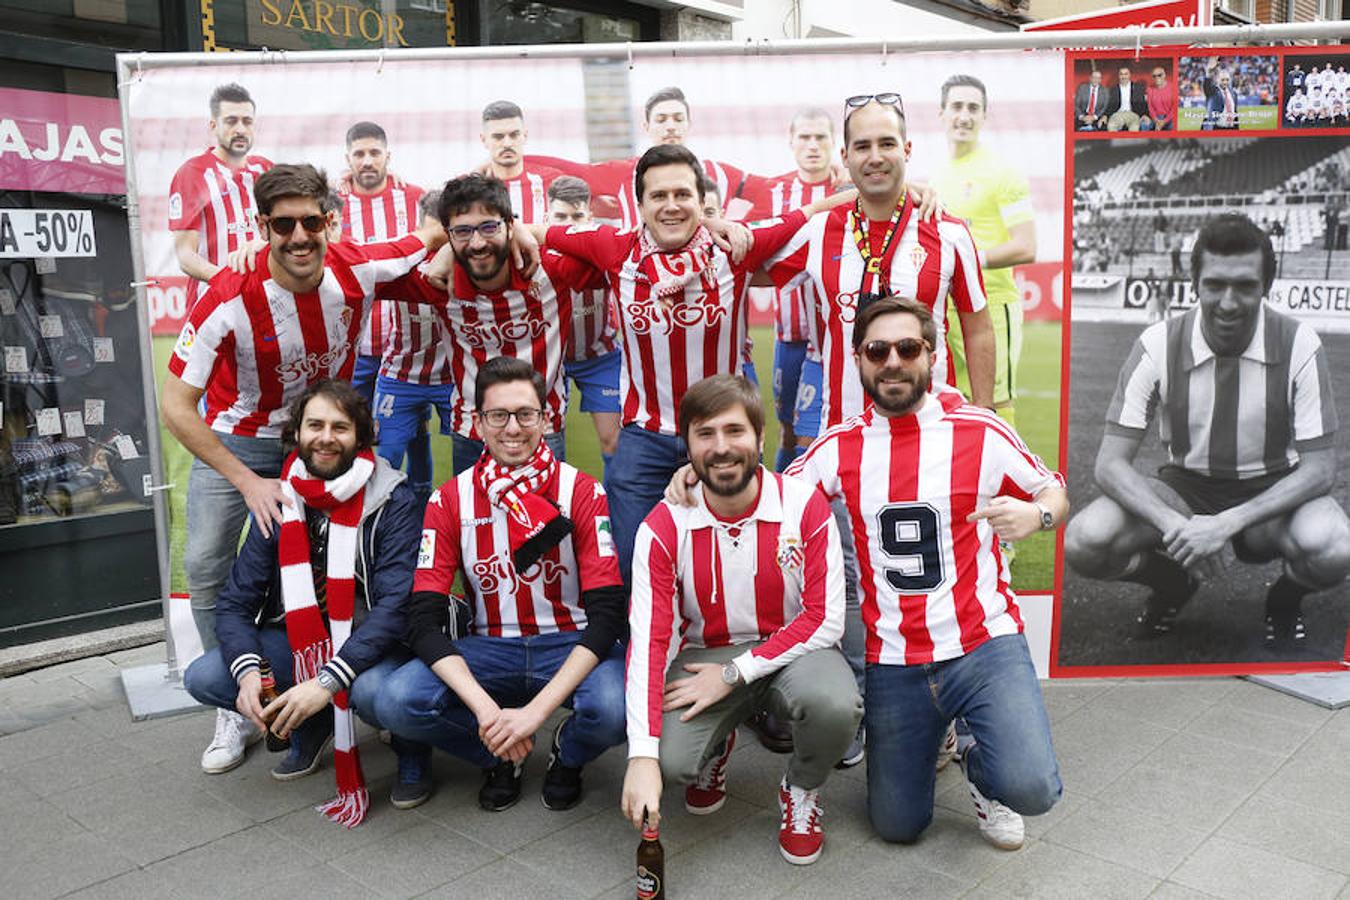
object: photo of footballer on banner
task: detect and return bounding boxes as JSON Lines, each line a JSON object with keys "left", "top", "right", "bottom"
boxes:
{"left": 1056, "top": 48, "right": 1350, "bottom": 676}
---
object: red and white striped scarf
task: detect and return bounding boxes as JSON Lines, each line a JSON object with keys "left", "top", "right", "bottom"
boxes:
{"left": 473, "top": 439, "right": 572, "bottom": 572}
{"left": 279, "top": 448, "right": 375, "bottom": 829}
{"left": 638, "top": 225, "right": 716, "bottom": 303}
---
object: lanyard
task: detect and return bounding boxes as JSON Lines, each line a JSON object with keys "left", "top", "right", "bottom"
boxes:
{"left": 850, "top": 196, "right": 909, "bottom": 295}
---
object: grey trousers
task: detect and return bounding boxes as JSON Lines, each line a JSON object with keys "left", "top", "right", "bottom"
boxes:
{"left": 658, "top": 644, "right": 862, "bottom": 791}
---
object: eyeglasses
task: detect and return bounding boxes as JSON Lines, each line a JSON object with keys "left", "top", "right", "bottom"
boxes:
{"left": 448, "top": 220, "right": 506, "bottom": 242}
{"left": 844, "top": 93, "right": 906, "bottom": 117}
{"left": 264, "top": 214, "right": 328, "bottom": 236}
{"left": 860, "top": 338, "right": 930, "bottom": 364}
{"left": 479, "top": 407, "right": 543, "bottom": 428}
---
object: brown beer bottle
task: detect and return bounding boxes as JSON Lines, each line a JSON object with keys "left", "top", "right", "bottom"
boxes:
{"left": 636, "top": 810, "right": 664, "bottom": 899}
{"left": 256, "top": 659, "right": 288, "bottom": 752}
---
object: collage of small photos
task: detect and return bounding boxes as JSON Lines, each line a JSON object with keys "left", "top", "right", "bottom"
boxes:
{"left": 1056, "top": 47, "right": 1350, "bottom": 674}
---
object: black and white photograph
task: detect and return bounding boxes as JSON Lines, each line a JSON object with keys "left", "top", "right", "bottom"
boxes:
{"left": 1058, "top": 135, "right": 1350, "bottom": 672}
{"left": 1283, "top": 52, "right": 1350, "bottom": 129}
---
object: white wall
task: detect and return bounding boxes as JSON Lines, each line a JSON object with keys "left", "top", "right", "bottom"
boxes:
{"left": 730, "top": 0, "right": 1005, "bottom": 40}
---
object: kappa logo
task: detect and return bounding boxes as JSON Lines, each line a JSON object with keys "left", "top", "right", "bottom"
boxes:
{"left": 428, "top": 489, "right": 443, "bottom": 508}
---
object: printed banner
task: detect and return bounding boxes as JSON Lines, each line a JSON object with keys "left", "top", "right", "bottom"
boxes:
{"left": 0, "top": 88, "right": 125, "bottom": 195}
{"left": 1055, "top": 46, "right": 1350, "bottom": 677}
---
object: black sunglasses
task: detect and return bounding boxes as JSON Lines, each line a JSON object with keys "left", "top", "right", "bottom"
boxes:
{"left": 845, "top": 92, "right": 906, "bottom": 117}
{"left": 861, "top": 337, "right": 930, "bottom": 364}
{"left": 264, "top": 214, "right": 327, "bottom": 236}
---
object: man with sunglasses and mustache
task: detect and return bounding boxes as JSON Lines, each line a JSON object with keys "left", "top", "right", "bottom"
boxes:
{"left": 162, "top": 163, "right": 446, "bottom": 775}
{"left": 785, "top": 296, "right": 1065, "bottom": 850}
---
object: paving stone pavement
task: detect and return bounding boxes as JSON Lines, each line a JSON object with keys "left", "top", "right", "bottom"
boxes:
{"left": 2, "top": 643, "right": 1348, "bottom": 899}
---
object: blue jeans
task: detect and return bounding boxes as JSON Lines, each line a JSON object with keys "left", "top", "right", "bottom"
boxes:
{"left": 604, "top": 425, "right": 687, "bottom": 585}
{"left": 865, "top": 633, "right": 1061, "bottom": 843}
{"left": 450, "top": 430, "right": 567, "bottom": 477}
{"left": 375, "top": 630, "right": 626, "bottom": 769}
{"left": 185, "top": 433, "right": 285, "bottom": 650}
{"left": 182, "top": 626, "right": 408, "bottom": 743}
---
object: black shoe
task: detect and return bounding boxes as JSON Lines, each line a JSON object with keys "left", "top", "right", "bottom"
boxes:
{"left": 479, "top": 759, "right": 524, "bottom": 812}
{"left": 541, "top": 718, "right": 584, "bottom": 811}
{"left": 1134, "top": 576, "right": 1198, "bottom": 639}
{"left": 390, "top": 739, "right": 433, "bottom": 810}
{"left": 746, "top": 711, "right": 794, "bottom": 754}
{"left": 1265, "top": 578, "right": 1309, "bottom": 651}
{"left": 271, "top": 732, "right": 333, "bottom": 781}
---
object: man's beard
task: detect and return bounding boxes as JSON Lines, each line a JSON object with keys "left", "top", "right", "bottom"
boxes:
{"left": 218, "top": 135, "right": 251, "bottom": 159}
{"left": 454, "top": 242, "right": 510, "bottom": 283}
{"left": 299, "top": 442, "right": 357, "bottom": 480}
{"left": 862, "top": 365, "right": 931, "bottom": 416}
{"left": 354, "top": 166, "right": 385, "bottom": 190}
{"left": 692, "top": 448, "right": 759, "bottom": 498}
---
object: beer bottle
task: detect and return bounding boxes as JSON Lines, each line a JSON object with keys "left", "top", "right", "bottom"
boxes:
{"left": 636, "top": 810, "right": 664, "bottom": 900}
{"left": 256, "top": 659, "right": 288, "bottom": 752}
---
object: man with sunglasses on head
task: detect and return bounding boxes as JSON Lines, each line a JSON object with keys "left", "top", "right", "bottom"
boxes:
{"left": 162, "top": 163, "right": 445, "bottom": 775}
{"left": 380, "top": 174, "right": 594, "bottom": 476}
{"left": 762, "top": 92, "right": 995, "bottom": 765}
{"left": 784, "top": 296, "right": 1065, "bottom": 850}
{"left": 377, "top": 356, "right": 627, "bottom": 813}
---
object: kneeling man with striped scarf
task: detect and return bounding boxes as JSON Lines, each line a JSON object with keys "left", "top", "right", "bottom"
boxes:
{"left": 184, "top": 379, "right": 429, "bottom": 826}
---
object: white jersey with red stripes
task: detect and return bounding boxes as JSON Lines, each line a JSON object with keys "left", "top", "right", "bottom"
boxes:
{"left": 382, "top": 251, "right": 588, "bottom": 440}
{"left": 413, "top": 463, "right": 622, "bottom": 638}
{"left": 167, "top": 235, "right": 429, "bottom": 438}
{"left": 167, "top": 149, "right": 273, "bottom": 305}
{"left": 625, "top": 469, "right": 845, "bottom": 757}
{"left": 546, "top": 209, "right": 806, "bottom": 436}
{"left": 564, "top": 283, "right": 618, "bottom": 363}
{"left": 761, "top": 173, "right": 833, "bottom": 343}
{"left": 786, "top": 393, "right": 1063, "bottom": 666}
{"left": 500, "top": 167, "right": 555, "bottom": 225}
{"left": 767, "top": 203, "right": 987, "bottom": 429}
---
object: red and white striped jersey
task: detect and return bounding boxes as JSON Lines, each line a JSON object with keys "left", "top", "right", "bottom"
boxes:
{"left": 752, "top": 173, "right": 834, "bottom": 343}
{"left": 500, "top": 167, "right": 556, "bottom": 225}
{"left": 167, "top": 149, "right": 273, "bottom": 306}
{"left": 525, "top": 154, "right": 745, "bottom": 229}
{"left": 786, "top": 394, "right": 1063, "bottom": 666}
{"left": 767, "top": 204, "right": 987, "bottom": 429}
{"left": 547, "top": 209, "right": 806, "bottom": 436}
{"left": 625, "top": 469, "right": 844, "bottom": 757}
{"left": 340, "top": 182, "right": 451, "bottom": 386}
{"left": 413, "top": 463, "right": 622, "bottom": 638}
{"left": 1106, "top": 306, "right": 1337, "bottom": 479}
{"left": 342, "top": 181, "right": 424, "bottom": 357}
{"left": 167, "top": 235, "right": 428, "bottom": 438}
{"left": 382, "top": 251, "right": 590, "bottom": 440}
{"left": 564, "top": 283, "right": 618, "bottom": 362}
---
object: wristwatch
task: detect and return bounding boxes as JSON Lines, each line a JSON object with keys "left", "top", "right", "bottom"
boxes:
{"left": 316, "top": 669, "right": 341, "bottom": 695}
{"left": 721, "top": 661, "right": 741, "bottom": 686}
{"left": 1034, "top": 502, "right": 1055, "bottom": 531}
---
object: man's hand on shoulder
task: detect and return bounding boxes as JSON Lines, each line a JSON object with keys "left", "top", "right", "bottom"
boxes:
{"left": 237, "top": 472, "right": 291, "bottom": 539}
{"left": 663, "top": 464, "right": 699, "bottom": 507}
{"left": 226, "top": 238, "right": 268, "bottom": 275}
{"left": 705, "top": 218, "right": 752, "bottom": 264}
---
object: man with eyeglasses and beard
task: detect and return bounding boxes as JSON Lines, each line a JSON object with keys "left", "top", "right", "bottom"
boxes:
{"left": 377, "top": 356, "right": 627, "bottom": 814}
{"left": 162, "top": 163, "right": 445, "bottom": 776}
{"left": 783, "top": 296, "right": 1066, "bottom": 851}
{"left": 380, "top": 174, "right": 597, "bottom": 475}
{"left": 183, "top": 379, "right": 429, "bottom": 824}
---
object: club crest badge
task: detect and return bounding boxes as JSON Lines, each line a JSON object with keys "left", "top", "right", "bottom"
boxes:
{"left": 910, "top": 245, "right": 928, "bottom": 272}
{"left": 776, "top": 535, "right": 804, "bottom": 573}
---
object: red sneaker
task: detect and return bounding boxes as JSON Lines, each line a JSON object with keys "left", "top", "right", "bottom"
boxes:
{"left": 777, "top": 777, "right": 824, "bottom": 865}
{"left": 684, "top": 729, "right": 736, "bottom": 814}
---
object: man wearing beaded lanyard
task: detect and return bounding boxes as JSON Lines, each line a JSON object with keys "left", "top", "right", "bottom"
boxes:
{"left": 761, "top": 91, "right": 995, "bottom": 766}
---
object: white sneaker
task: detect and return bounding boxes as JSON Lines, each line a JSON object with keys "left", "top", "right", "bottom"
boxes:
{"left": 964, "top": 771, "right": 1024, "bottom": 850}
{"left": 935, "top": 721, "right": 958, "bottom": 772}
{"left": 201, "top": 709, "right": 262, "bottom": 774}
